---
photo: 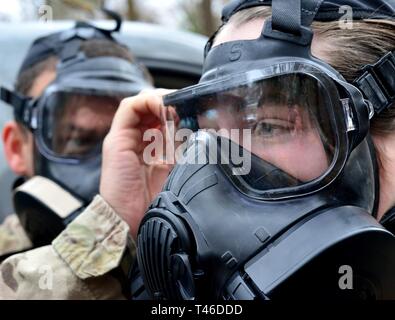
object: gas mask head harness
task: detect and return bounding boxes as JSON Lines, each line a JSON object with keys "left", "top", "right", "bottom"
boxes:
{"left": 0, "top": 12, "right": 153, "bottom": 247}
{"left": 132, "top": 0, "right": 395, "bottom": 300}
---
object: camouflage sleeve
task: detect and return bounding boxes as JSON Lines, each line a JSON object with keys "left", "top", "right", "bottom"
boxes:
{"left": 0, "top": 214, "right": 32, "bottom": 257}
{"left": 0, "top": 195, "right": 134, "bottom": 299}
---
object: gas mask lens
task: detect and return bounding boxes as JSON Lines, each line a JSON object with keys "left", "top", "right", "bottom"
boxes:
{"left": 165, "top": 72, "right": 339, "bottom": 192}
{"left": 39, "top": 91, "right": 123, "bottom": 160}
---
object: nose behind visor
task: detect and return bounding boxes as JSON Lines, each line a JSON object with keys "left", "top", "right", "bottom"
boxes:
{"left": 199, "top": 132, "right": 302, "bottom": 191}
{"left": 38, "top": 91, "right": 120, "bottom": 160}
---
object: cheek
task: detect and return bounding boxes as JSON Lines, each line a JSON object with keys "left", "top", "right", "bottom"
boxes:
{"left": 253, "top": 131, "right": 329, "bottom": 182}
{"left": 288, "top": 134, "right": 329, "bottom": 181}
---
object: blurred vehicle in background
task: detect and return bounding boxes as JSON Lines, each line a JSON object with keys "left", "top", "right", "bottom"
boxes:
{"left": 0, "top": 21, "right": 206, "bottom": 221}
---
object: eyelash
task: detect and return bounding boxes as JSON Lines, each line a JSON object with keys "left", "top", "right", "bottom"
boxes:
{"left": 252, "top": 120, "right": 293, "bottom": 138}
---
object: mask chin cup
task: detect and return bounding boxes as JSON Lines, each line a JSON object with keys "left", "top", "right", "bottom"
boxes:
{"left": 235, "top": 206, "right": 395, "bottom": 300}
{"left": 13, "top": 176, "right": 84, "bottom": 247}
{"left": 138, "top": 202, "right": 395, "bottom": 300}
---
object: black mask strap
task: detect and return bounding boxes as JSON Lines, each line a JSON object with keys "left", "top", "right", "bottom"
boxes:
{"left": 272, "top": 0, "right": 302, "bottom": 35}
{"left": 205, "top": 0, "right": 323, "bottom": 56}
{"left": 221, "top": 0, "right": 325, "bottom": 23}
{"left": 354, "top": 51, "right": 395, "bottom": 115}
{"left": 0, "top": 87, "right": 35, "bottom": 128}
{"left": 263, "top": 0, "right": 323, "bottom": 45}
{"left": 301, "top": 0, "right": 324, "bottom": 26}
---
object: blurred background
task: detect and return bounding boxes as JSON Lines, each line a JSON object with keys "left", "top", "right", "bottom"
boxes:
{"left": 0, "top": 0, "right": 231, "bottom": 36}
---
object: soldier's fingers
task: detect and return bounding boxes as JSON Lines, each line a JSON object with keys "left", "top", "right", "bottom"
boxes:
{"left": 110, "top": 89, "right": 175, "bottom": 133}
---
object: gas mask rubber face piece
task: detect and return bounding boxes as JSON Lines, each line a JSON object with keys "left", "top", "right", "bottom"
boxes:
{"left": 21, "top": 57, "right": 151, "bottom": 246}
{"left": 134, "top": 0, "right": 395, "bottom": 300}
{"left": 32, "top": 56, "right": 152, "bottom": 203}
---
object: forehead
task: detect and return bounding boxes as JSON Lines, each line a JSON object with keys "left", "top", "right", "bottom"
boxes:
{"left": 213, "top": 18, "right": 266, "bottom": 47}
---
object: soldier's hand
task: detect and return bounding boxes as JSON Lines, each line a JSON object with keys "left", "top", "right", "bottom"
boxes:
{"left": 100, "top": 89, "right": 176, "bottom": 240}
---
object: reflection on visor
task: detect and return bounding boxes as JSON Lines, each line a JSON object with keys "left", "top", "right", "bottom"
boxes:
{"left": 41, "top": 92, "right": 122, "bottom": 159}
{"left": 170, "top": 73, "right": 337, "bottom": 192}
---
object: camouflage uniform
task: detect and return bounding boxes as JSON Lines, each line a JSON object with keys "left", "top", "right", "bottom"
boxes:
{"left": 0, "top": 195, "right": 134, "bottom": 299}
{"left": 0, "top": 214, "right": 32, "bottom": 257}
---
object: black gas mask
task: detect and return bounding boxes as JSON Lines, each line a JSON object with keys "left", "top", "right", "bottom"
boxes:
{"left": 1, "top": 15, "right": 153, "bottom": 246}
{"left": 133, "top": 0, "right": 395, "bottom": 300}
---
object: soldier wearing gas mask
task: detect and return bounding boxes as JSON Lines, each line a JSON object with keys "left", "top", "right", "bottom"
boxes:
{"left": 0, "top": 16, "right": 155, "bottom": 299}
{"left": 131, "top": 0, "right": 395, "bottom": 299}
{"left": 0, "top": 14, "right": 154, "bottom": 260}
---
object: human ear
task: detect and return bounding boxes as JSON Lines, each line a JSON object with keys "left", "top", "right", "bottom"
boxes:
{"left": 2, "top": 121, "right": 34, "bottom": 176}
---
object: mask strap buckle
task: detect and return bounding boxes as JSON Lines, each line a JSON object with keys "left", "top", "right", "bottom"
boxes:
{"left": 354, "top": 51, "right": 395, "bottom": 115}
{"left": 262, "top": 19, "right": 313, "bottom": 45}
